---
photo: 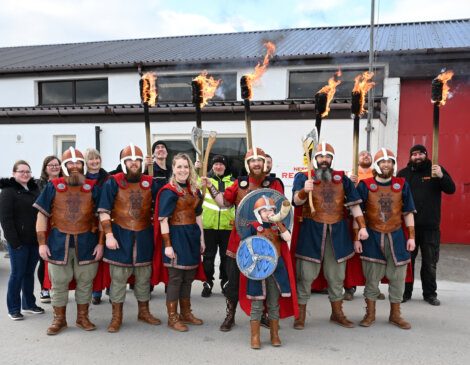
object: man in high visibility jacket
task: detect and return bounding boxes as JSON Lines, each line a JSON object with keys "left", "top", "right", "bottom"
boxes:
{"left": 201, "top": 155, "right": 235, "bottom": 297}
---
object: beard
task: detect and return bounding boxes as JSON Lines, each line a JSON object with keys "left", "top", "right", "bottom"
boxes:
{"left": 66, "top": 168, "right": 85, "bottom": 186}
{"left": 359, "top": 161, "right": 372, "bottom": 169}
{"left": 126, "top": 169, "right": 142, "bottom": 182}
{"left": 377, "top": 169, "right": 394, "bottom": 179}
{"left": 315, "top": 167, "right": 332, "bottom": 182}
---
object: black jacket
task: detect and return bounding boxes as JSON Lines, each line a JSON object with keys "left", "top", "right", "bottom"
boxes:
{"left": 397, "top": 159, "right": 456, "bottom": 229}
{"left": 0, "top": 178, "right": 40, "bottom": 248}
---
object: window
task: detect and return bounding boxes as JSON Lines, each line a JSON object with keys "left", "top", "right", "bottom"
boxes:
{"left": 159, "top": 136, "right": 247, "bottom": 178}
{"left": 54, "top": 135, "right": 76, "bottom": 157}
{"left": 158, "top": 73, "right": 237, "bottom": 103}
{"left": 289, "top": 68, "right": 384, "bottom": 99}
{"left": 39, "top": 79, "right": 108, "bottom": 105}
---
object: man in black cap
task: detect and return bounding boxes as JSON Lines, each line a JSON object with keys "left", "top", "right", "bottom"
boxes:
{"left": 150, "top": 140, "right": 172, "bottom": 190}
{"left": 397, "top": 144, "right": 455, "bottom": 306}
{"left": 200, "top": 155, "right": 235, "bottom": 297}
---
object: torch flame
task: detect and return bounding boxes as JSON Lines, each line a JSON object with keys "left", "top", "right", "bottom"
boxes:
{"left": 243, "top": 41, "right": 276, "bottom": 100}
{"left": 435, "top": 70, "right": 454, "bottom": 106}
{"left": 317, "top": 70, "right": 342, "bottom": 118}
{"left": 352, "top": 71, "right": 375, "bottom": 116}
{"left": 141, "top": 72, "right": 158, "bottom": 107}
{"left": 193, "top": 71, "right": 222, "bottom": 108}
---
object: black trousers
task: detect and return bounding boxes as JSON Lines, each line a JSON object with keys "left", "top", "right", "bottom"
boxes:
{"left": 224, "top": 257, "right": 240, "bottom": 303}
{"left": 202, "top": 229, "right": 230, "bottom": 287}
{"left": 37, "top": 258, "right": 45, "bottom": 290}
{"left": 405, "top": 228, "right": 440, "bottom": 299}
{"left": 166, "top": 268, "right": 197, "bottom": 302}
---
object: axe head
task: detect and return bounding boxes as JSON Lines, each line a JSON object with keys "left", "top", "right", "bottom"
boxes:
{"left": 191, "top": 126, "right": 217, "bottom": 155}
{"left": 302, "top": 127, "right": 318, "bottom": 154}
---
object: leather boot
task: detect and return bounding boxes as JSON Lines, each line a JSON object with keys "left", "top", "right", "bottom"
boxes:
{"left": 269, "top": 319, "right": 281, "bottom": 347}
{"left": 359, "top": 298, "right": 376, "bottom": 327}
{"left": 137, "top": 301, "right": 161, "bottom": 325}
{"left": 219, "top": 298, "right": 237, "bottom": 332}
{"left": 107, "top": 302, "right": 123, "bottom": 333}
{"left": 76, "top": 303, "right": 96, "bottom": 331}
{"left": 330, "top": 300, "right": 354, "bottom": 328}
{"left": 47, "top": 306, "right": 67, "bottom": 335}
{"left": 179, "top": 298, "right": 203, "bottom": 325}
{"left": 293, "top": 303, "right": 306, "bottom": 330}
{"left": 389, "top": 302, "right": 411, "bottom": 329}
{"left": 166, "top": 301, "right": 188, "bottom": 332}
{"left": 250, "top": 320, "right": 261, "bottom": 349}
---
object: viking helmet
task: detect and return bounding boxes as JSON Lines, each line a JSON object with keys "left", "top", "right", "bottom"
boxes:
{"left": 61, "top": 147, "right": 85, "bottom": 177}
{"left": 120, "top": 143, "right": 145, "bottom": 174}
{"left": 313, "top": 142, "right": 335, "bottom": 169}
{"left": 373, "top": 148, "right": 397, "bottom": 174}
{"left": 253, "top": 195, "right": 276, "bottom": 224}
{"left": 244, "top": 147, "right": 267, "bottom": 173}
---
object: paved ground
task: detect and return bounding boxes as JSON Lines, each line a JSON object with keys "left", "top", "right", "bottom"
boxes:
{"left": 1, "top": 244, "right": 469, "bottom": 365}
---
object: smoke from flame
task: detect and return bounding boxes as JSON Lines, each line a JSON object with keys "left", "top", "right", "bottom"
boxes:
{"left": 435, "top": 70, "right": 454, "bottom": 106}
{"left": 352, "top": 71, "right": 375, "bottom": 116}
{"left": 243, "top": 41, "right": 276, "bottom": 99}
{"left": 141, "top": 72, "right": 157, "bottom": 107}
{"left": 317, "top": 70, "right": 342, "bottom": 117}
{"left": 193, "top": 71, "right": 222, "bottom": 108}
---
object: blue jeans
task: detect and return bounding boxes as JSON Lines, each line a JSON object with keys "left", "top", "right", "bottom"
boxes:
{"left": 7, "top": 244, "right": 39, "bottom": 314}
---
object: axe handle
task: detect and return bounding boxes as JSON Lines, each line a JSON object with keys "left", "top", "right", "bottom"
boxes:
{"left": 302, "top": 141, "right": 315, "bottom": 214}
{"left": 202, "top": 134, "right": 217, "bottom": 198}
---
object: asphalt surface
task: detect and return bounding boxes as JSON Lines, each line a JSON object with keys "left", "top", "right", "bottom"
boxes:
{"left": 1, "top": 244, "right": 469, "bottom": 365}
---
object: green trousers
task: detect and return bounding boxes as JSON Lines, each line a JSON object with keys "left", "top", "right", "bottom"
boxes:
{"left": 48, "top": 249, "right": 98, "bottom": 307}
{"left": 296, "top": 231, "right": 346, "bottom": 304}
{"left": 109, "top": 264, "right": 152, "bottom": 303}
{"left": 250, "top": 275, "right": 281, "bottom": 321}
{"left": 362, "top": 235, "right": 407, "bottom": 303}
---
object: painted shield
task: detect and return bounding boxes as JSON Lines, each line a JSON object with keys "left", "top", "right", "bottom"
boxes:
{"left": 235, "top": 188, "right": 293, "bottom": 240}
{"left": 236, "top": 235, "right": 278, "bottom": 280}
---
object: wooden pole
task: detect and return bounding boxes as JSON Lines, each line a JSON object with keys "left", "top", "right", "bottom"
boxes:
{"left": 432, "top": 102, "right": 440, "bottom": 176}
{"left": 143, "top": 102, "right": 153, "bottom": 176}
{"left": 352, "top": 114, "right": 360, "bottom": 176}
{"left": 244, "top": 98, "right": 253, "bottom": 150}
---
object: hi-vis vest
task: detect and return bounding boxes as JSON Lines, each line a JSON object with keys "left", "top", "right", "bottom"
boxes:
{"left": 201, "top": 174, "right": 235, "bottom": 230}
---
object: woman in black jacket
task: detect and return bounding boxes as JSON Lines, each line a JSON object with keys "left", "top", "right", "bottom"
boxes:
{"left": 0, "top": 160, "right": 44, "bottom": 320}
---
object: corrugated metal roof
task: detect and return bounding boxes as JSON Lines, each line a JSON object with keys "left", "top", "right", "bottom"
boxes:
{"left": 0, "top": 19, "right": 468, "bottom": 73}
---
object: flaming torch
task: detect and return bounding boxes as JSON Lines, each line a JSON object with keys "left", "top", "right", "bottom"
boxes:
{"left": 139, "top": 72, "right": 158, "bottom": 176}
{"left": 191, "top": 71, "right": 221, "bottom": 165}
{"left": 240, "top": 41, "right": 276, "bottom": 150}
{"left": 351, "top": 71, "right": 375, "bottom": 176}
{"left": 314, "top": 70, "right": 342, "bottom": 137}
{"left": 431, "top": 70, "right": 454, "bottom": 176}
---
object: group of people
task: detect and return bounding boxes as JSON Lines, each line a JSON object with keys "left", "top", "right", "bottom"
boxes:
{"left": 0, "top": 137, "right": 455, "bottom": 349}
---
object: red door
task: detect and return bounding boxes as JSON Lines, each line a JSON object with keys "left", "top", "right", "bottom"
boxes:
{"left": 398, "top": 79, "right": 470, "bottom": 244}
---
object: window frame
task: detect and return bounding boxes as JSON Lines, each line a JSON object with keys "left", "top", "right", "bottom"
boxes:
{"left": 38, "top": 78, "right": 108, "bottom": 106}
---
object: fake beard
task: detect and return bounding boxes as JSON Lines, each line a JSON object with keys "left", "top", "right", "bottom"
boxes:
{"left": 126, "top": 169, "right": 142, "bottom": 182}
{"left": 66, "top": 168, "right": 85, "bottom": 186}
{"left": 315, "top": 167, "right": 332, "bottom": 182}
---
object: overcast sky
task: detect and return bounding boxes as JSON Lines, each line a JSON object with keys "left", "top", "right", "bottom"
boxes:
{"left": 1, "top": 0, "right": 469, "bottom": 47}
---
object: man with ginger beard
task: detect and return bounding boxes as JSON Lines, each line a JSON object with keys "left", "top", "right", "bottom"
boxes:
{"left": 34, "top": 147, "right": 103, "bottom": 335}
{"left": 354, "top": 148, "right": 416, "bottom": 329}
{"left": 98, "top": 143, "right": 160, "bottom": 333}
{"left": 201, "top": 147, "right": 284, "bottom": 332}
{"left": 291, "top": 142, "right": 368, "bottom": 330}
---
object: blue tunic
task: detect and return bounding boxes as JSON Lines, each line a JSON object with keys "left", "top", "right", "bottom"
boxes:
{"left": 159, "top": 185, "right": 203, "bottom": 269}
{"left": 98, "top": 176, "right": 158, "bottom": 267}
{"left": 292, "top": 171, "right": 361, "bottom": 263}
{"left": 356, "top": 179, "right": 416, "bottom": 266}
{"left": 34, "top": 182, "right": 99, "bottom": 265}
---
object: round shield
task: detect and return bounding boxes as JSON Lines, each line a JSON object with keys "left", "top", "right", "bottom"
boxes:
{"left": 235, "top": 188, "right": 293, "bottom": 240}
{"left": 236, "top": 235, "right": 278, "bottom": 280}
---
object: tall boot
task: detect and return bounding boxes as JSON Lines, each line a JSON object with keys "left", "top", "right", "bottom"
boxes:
{"left": 269, "top": 319, "right": 281, "bottom": 347}
{"left": 179, "top": 298, "right": 203, "bottom": 325}
{"left": 219, "top": 298, "right": 237, "bottom": 332}
{"left": 107, "top": 302, "right": 123, "bottom": 333}
{"left": 138, "top": 301, "right": 161, "bottom": 325}
{"left": 359, "top": 298, "right": 376, "bottom": 327}
{"left": 389, "top": 302, "right": 411, "bottom": 329}
{"left": 293, "top": 303, "right": 306, "bottom": 330}
{"left": 47, "top": 306, "right": 67, "bottom": 336}
{"left": 76, "top": 303, "right": 96, "bottom": 331}
{"left": 166, "top": 301, "right": 188, "bottom": 332}
{"left": 330, "top": 300, "right": 354, "bottom": 328}
{"left": 250, "top": 320, "right": 261, "bottom": 349}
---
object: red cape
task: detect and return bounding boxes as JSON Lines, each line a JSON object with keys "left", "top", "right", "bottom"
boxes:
{"left": 239, "top": 241, "right": 299, "bottom": 319}
{"left": 151, "top": 182, "right": 206, "bottom": 285}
